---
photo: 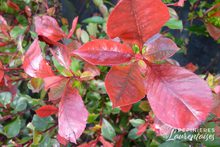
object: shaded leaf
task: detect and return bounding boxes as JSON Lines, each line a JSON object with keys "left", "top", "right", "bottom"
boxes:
{"left": 35, "top": 105, "right": 58, "bottom": 118}
{"left": 74, "top": 39, "right": 134, "bottom": 65}
{"left": 58, "top": 87, "right": 88, "bottom": 143}
{"left": 146, "top": 63, "right": 213, "bottom": 129}
{"left": 205, "top": 23, "right": 220, "bottom": 40}
{"left": 32, "top": 115, "right": 54, "bottom": 132}
{"left": 107, "top": 0, "right": 170, "bottom": 47}
{"left": 83, "top": 16, "right": 105, "bottom": 24}
{"left": 23, "top": 39, "right": 54, "bottom": 78}
{"left": 143, "top": 34, "right": 179, "bottom": 62}
{"left": 105, "top": 63, "right": 146, "bottom": 107}
{"left": 0, "top": 92, "right": 12, "bottom": 107}
{"left": 0, "top": 61, "right": 4, "bottom": 83}
{"left": 28, "top": 78, "right": 44, "bottom": 93}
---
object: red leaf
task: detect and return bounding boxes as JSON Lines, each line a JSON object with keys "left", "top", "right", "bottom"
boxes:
{"left": 73, "top": 39, "right": 134, "bottom": 65}
{"left": 107, "top": 0, "right": 170, "bottom": 47}
{"left": 105, "top": 62, "right": 146, "bottom": 108}
{"left": 0, "top": 15, "right": 10, "bottom": 37}
{"left": 58, "top": 87, "right": 88, "bottom": 143}
{"left": 48, "top": 79, "right": 68, "bottom": 101}
{"left": 83, "top": 63, "right": 100, "bottom": 79}
{"left": 0, "top": 61, "right": 4, "bottom": 83}
{"left": 185, "top": 63, "right": 198, "bottom": 72}
{"left": 78, "top": 140, "right": 97, "bottom": 147}
{"left": 98, "top": 136, "right": 114, "bottom": 147}
{"left": 120, "top": 104, "right": 132, "bottom": 113}
{"left": 7, "top": 0, "right": 20, "bottom": 11}
{"left": 44, "top": 76, "right": 66, "bottom": 90}
{"left": 35, "top": 105, "right": 58, "bottom": 118}
{"left": 146, "top": 63, "right": 213, "bottom": 129}
{"left": 136, "top": 123, "right": 148, "bottom": 136}
{"left": 68, "top": 16, "right": 78, "bottom": 38}
{"left": 57, "top": 134, "right": 69, "bottom": 145}
{"left": 50, "top": 45, "right": 71, "bottom": 70}
{"left": 34, "top": 15, "right": 66, "bottom": 42}
{"left": 114, "top": 135, "right": 124, "bottom": 147}
{"left": 205, "top": 23, "right": 220, "bottom": 40}
{"left": 22, "top": 39, "right": 54, "bottom": 78}
{"left": 143, "top": 34, "right": 179, "bottom": 62}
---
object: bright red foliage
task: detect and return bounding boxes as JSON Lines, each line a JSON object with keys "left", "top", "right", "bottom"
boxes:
{"left": 146, "top": 63, "right": 213, "bottom": 129}
{"left": 107, "top": 0, "right": 170, "bottom": 47}
{"left": 0, "top": 61, "right": 4, "bottom": 82}
{"left": 35, "top": 105, "right": 58, "bottom": 118}
{"left": 22, "top": 39, "right": 54, "bottom": 78}
{"left": 105, "top": 63, "right": 146, "bottom": 107}
{"left": 73, "top": 39, "right": 134, "bottom": 65}
{"left": 58, "top": 86, "right": 88, "bottom": 144}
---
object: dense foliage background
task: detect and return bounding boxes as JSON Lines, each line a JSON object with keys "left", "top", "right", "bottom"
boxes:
{"left": 0, "top": 0, "right": 220, "bottom": 146}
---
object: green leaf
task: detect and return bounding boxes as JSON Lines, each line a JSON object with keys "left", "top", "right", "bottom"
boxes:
{"left": 165, "top": 18, "right": 183, "bottom": 30}
{"left": 129, "top": 119, "right": 145, "bottom": 127}
{"left": 10, "top": 26, "right": 27, "bottom": 39}
{"left": 0, "top": 92, "right": 12, "bottom": 107}
{"left": 4, "top": 117, "right": 21, "bottom": 138}
{"left": 80, "top": 30, "right": 90, "bottom": 43}
{"left": 128, "top": 128, "right": 140, "bottom": 140}
{"left": 32, "top": 115, "right": 54, "bottom": 132}
{"left": 83, "top": 16, "right": 105, "bottom": 24}
{"left": 159, "top": 141, "right": 188, "bottom": 147}
{"left": 101, "top": 118, "right": 116, "bottom": 141}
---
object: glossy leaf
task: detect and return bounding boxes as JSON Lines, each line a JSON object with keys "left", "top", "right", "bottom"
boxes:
{"left": 35, "top": 105, "right": 58, "bottom": 118}
{"left": 68, "top": 16, "right": 78, "bottom": 38}
{"left": 23, "top": 39, "right": 54, "bottom": 78}
{"left": 136, "top": 123, "right": 148, "bottom": 136}
{"left": 74, "top": 39, "right": 134, "bottom": 65}
{"left": 48, "top": 79, "right": 68, "bottom": 101}
{"left": 105, "top": 63, "right": 146, "bottom": 107}
{"left": 58, "top": 87, "right": 88, "bottom": 143}
{"left": 146, "top": 63, "right": 213, "bottom": 129}
{"left": 50, "top": 46, "right": 71, "bottom": 70}
{"left": 107, "top": 0, "right": 170, "bottom": 47}
{"left": 101, "top": 119, "right": 116, "bottom": 141}
{"left": 34, "top": 15, "right": 66, "bottom": 42}
{"left": 98, "top": 136, "right": 114, "bottom": 147}
{"left": 143, "top": 34, "right": 179, "bottom": 62}
{"left": 43, "top": 76, "right": 66, "bottom": 90}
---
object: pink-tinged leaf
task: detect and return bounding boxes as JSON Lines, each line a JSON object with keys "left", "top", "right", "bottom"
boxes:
{"left": 35, "top": 105, "right": 58, "bottom": 118}
{"left": 68, "top": 17, "right": 78, "bottom": 38}
{"left": 43, "top": 76, "right": 66, "bottom": 90}
{"left": 114, "top": 135, "right": 124, "bottom": 147}
{"left": 205, "top": 23, "right": 220, "bottom": 40}
{"left": 105, "top": 62, "right": 146, "bottom": 108}
{"left": 0, "top": 61, "right": 4, "bottom": 83}
{"left": 0, "top": 15, "right": 10, "bottom": 37}
{"left": 58, "top": 87, "right": 88, "bottom": 143}
{"left": 143, "top": 34, "right": 179, "bottom": 62}
{"left": 151, "top": 117, "right": 172, "bottom": 136}
{"left": 136, "top": 123, "right": 148, "bottom": 136}
{"left": 146, "top": 63, "right": 213, "bottom": 129}
{"left": 107, "top": 0, "right": 170, "bottom": 47}
{"left": 120, "top": 104, "right": 132, "bottom": 113}
{"left": 48, "top": 79, "right": 68, "bottom": 101}
{"left": 22, "top": 39, "right": 54, "bottom": 78}
{"left": 98, "top": 136, "right": 114, "bottom": 147}
{"left": 57, "top": 134, "right": 69, "bottom": 145}
{"left": 211, "top": 86, "right": 220, "bottom": 117}
{"left": 34, "top": 15, "right": 66, "bottom": 42}
{"left": 184, "top": 63, "right": 198, "bottom": 72}
{"left": 83, "top": 63, "right": 100, "bottom": 79}
{"left": 73, "top": 39, "right": 134, "bottom": 65}
{"left": 50, "top": 46, "right": 71, "bottom": 70}
{"left": 167, "top": 0, "right": 185, "bottom": 7}
{"left": 214, "top": 86, "right": 220, "bottom": 95}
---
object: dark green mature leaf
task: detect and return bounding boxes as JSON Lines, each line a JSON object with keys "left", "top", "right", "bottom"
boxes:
{"left": 4, "top": 117, "right": 21, "bottom": 138}
{"left": 32, "top": 115, "right": 54, "bottom": 132}
{"left": 128, "top": 128, "right": 140, "bottom": 140}
{"left": 101, "top": 119, "right": 116, "bottom": 141}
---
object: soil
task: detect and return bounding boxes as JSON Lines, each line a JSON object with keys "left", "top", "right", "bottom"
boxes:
{"left": 61, "top": 0, "right": 220, "bottom": 74}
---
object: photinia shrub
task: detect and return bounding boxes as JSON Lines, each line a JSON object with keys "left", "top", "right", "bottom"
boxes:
{"left": 0, "top": 0, "right": 218, "bottom": 146}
